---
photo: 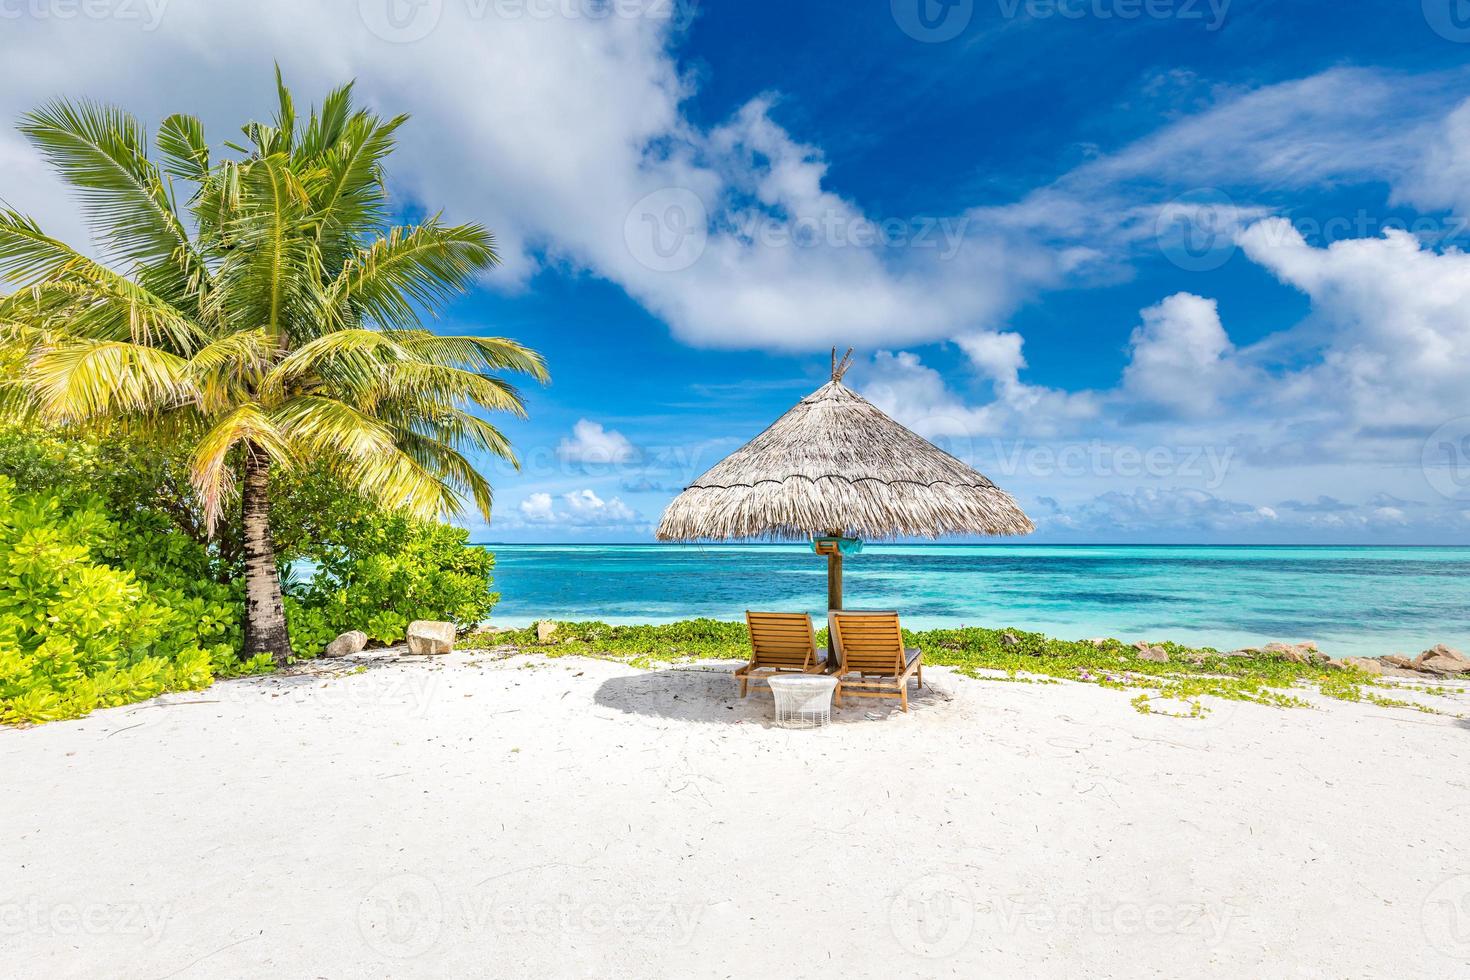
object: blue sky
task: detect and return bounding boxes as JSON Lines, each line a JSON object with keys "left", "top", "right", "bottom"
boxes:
{"left": 6, "top": 1, "right": 1470, "bottom": 542}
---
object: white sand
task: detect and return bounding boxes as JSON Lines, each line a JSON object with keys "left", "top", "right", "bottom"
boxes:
{"left": 3, "top": 648, "right": 1469, "bottom": 979}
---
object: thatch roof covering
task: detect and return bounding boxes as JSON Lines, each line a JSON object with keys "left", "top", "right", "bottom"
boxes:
{"left": 656, "top": 360, "right": 1034, "bottom": 542}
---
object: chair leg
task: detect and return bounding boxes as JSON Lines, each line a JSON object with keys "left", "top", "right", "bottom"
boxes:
{"left": 916, "top": 664, "right": 923, "bottom": 689}
{"left": 738, "top": 676, "right": 748, "bottom": 698}
{"left": 900, "top": 685, "right": 909, "bottom": 713}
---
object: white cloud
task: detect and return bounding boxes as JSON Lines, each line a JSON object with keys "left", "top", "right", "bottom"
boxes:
{"left": 859, "top": 351, "right": 1000, "bottom": 441}
{"left": 557, "top": 419, "right": 639, "bottom": 465}
{"left": 1122, "top": 293, "right": 1246, "bottom": 419}
{"left": 1239, "top": 218, "right": 1470, "bottom": 432}
{"left": 562, "top": 488, "right": 636, "bottom": 523}
{"left": 860, "top": 335, "right": 1099, "bottom": 443}
{"left": 518, "top": 492, "right": 556, "bottom": 523}
{"left": 1398, "top": 98, "right": 1470, "bottom": 216}
{"left": 516, "top": 488, "right": 639, "bottom": 527}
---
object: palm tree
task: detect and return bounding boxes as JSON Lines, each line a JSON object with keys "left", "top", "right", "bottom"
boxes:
{"left": 0, "top": 72, "right": 547, "bottom": 665}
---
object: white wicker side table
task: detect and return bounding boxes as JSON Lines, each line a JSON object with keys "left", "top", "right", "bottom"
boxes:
{"left": 767, "top": 674, "right": 840, "bottom": 729}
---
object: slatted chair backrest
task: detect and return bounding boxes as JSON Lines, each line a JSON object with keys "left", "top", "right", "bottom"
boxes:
{"left": 745, "top": 612, "right": 817, "bottom": 670}
{"left": 830, "top": 611, "right": 905, "bottom": 675}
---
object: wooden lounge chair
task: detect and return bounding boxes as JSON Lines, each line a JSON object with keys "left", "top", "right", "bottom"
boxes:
{"left": 736, "top": 612, "right": 828, "bottom": 697}
{"left": 829, "top": 610, "right": 924, "bottom": 712}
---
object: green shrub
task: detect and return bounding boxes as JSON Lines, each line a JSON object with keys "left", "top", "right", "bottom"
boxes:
{"left": 288, "top": 510, "right": 497, "bottom": 655}
{"left": 0, "top": 477, "right": 243, "bottom": 725}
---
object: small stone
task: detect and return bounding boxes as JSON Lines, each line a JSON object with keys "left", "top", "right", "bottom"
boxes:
{"left": 1082, "top": 638, "right": 1110, "bottom": 648}
{"left": 1133, "top": 642, "right": 1169, "bottom": 664}
{"left": 1263, "top": 642, "right": 1326, "bottom": 665}
{"left": 1340, "top": 657, "right": 1384, "bottom": 676}
{"left": 1223, "top": 649, "right": 1256, "bottom": 658}
{"left": 406, "top": 620, "right": 455, "bottom": 656}
{"left": 1382, "top": 655, "right": 1415, "bottom": 669}
{"left": 324, "top": 630, "right": 368, "bottom": 658}
{"left": 1000, "top": 631, "right": 1021, "bottom": 648}
{"left": 536, "top": 621, "right": 559, "bottom": 644}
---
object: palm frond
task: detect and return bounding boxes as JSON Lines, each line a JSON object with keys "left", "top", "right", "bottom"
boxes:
{"left": 208, "top": 153, "right": 319, "bottom": 341}
{"left": 308, "top": 113, "right": 405, "bottom": 263}
{"left": 389, "top": 331, "right": 548, "bottom": 382}
{"left": 395, "top": 429, "right": 495, "bottom": 518}
{"left": 23, "top": 339, "right": 195, "bottom": 422}
{"left": 19, "top": 100, "right": 203, "bottom": 293}
{"left": 0, "top": 209, "right": 91, "bottom": 283}
{"left": 324, "top": 220, "right": 497, "bottom": 332}
{"left": 374, "top": 361, "right": 528, "bottom": 417}
{"left": 190, "top": 402, "right": 295, "bottom": 532}
{"left": 156, "top": 114, "right": 211, "bottom": 184}
{"left": 297, "top": 80, "right": 357, "bottom": 163}
{"left": 185, "top": 328, "right": 275, "bottom": 411}
{"left": 262, "top": 328, "right": 408, "bottom": 398}
{"left": 271, "top": 394, "right": 397, "bottom": 461}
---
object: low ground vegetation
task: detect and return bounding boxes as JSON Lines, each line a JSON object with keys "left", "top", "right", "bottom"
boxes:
{"left": 472, "top": 619, "right": 1464, "bottom": 720}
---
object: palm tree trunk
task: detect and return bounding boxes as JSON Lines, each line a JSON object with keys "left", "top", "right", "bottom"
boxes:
{"left": 241, "top": 446, "right": 292, "bottom": 665}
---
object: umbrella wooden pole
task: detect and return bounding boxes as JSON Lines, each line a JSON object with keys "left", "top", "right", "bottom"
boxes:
{"left": 824, "top": 537, "right": 843, "bottom": 666}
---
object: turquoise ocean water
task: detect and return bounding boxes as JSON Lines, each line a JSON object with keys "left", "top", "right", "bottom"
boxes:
{"left": 483, "top": 544, "right": 1470, "bottom": 659}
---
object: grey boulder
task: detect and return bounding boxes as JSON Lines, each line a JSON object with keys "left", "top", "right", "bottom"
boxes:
{"left": 324, "top": 630, "right": 368, "bottom": 658}
{"left": 406, "top": 620, "right": 456, "bottom": 656}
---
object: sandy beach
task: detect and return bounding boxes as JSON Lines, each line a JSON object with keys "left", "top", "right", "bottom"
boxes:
{"left": 4, "top": 647, "right": 1468, "bottom": 979}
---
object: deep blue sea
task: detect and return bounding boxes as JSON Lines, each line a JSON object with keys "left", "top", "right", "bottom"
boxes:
{"left": 481, "top": 544, "right": 1470, "bottom": 659}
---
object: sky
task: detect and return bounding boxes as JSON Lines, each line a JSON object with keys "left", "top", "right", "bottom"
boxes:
{"left": 5, "top": 0, "right": 1470, "bottom": 543}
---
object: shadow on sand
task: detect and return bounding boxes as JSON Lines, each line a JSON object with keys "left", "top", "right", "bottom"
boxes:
{"left": 592, "top": 664, "right": 947, "bottom": 727}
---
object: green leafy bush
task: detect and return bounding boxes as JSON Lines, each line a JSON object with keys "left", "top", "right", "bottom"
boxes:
{"left": 287, "top": 511, "right": 497, "bottom": 655}
{"left": 0, "top": 477, "right": 244, "bottom": 725}
{"left": 0, "top": 425, "right": 502, "bottom": 717}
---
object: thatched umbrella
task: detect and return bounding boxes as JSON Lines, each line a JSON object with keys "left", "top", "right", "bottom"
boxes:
{"left": 656, "top": 350, "right": 1034, "bottom": 635}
